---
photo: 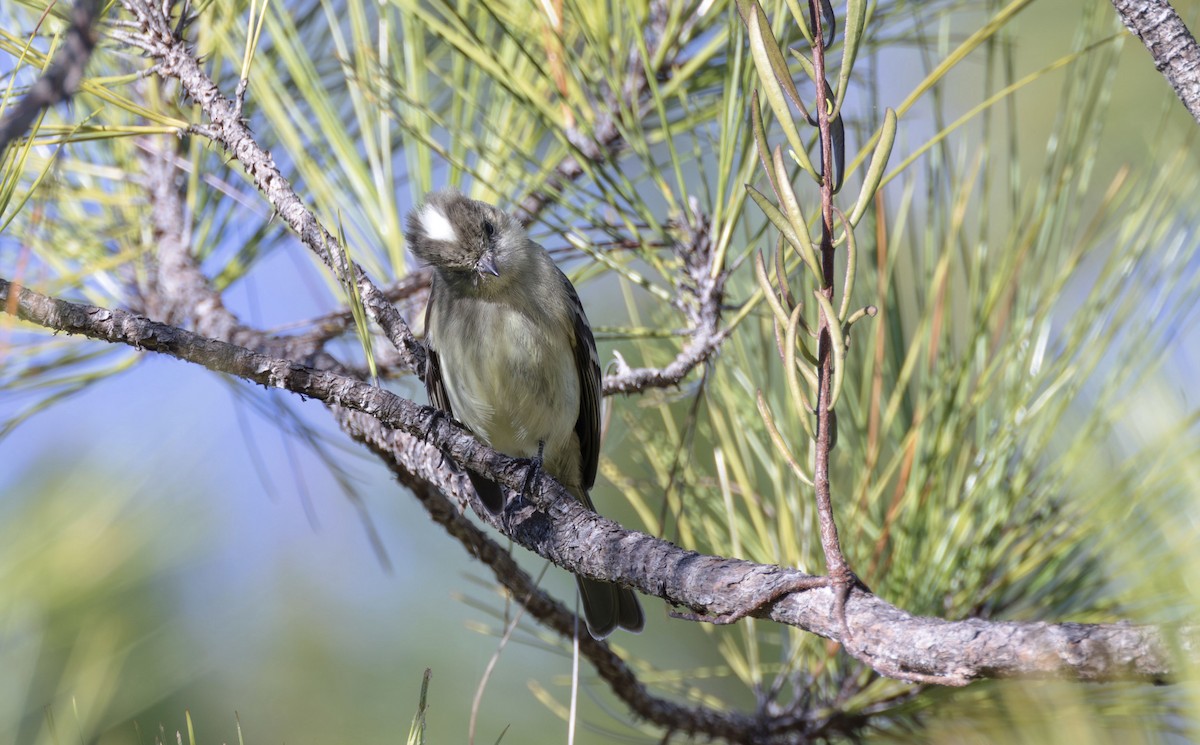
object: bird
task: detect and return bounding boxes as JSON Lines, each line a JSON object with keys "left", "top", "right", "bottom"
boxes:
{"left": 406, "top": 190, "right": 644, "bottom": 639}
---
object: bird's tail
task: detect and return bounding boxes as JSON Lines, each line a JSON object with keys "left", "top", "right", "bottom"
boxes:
{"left": 567, "top": 483, "right": 645, "bottom": 638}
{"left": 577, "top": 576, "right": 644, "bottom": 639}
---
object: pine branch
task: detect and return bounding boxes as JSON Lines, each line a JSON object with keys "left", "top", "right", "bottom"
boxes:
{"left": 0, "top": 0, "right": 102, "bottom": 152}
{"left": 118, "top": 0, "right": 425, "bottom": 374}
{"left": 2, "top": 277, "right": 1192, "bottom": 697}
{"left": 1111, "top": 0, "right": 1200, "bottom": 123}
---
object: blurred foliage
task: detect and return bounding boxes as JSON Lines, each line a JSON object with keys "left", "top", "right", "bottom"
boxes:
{"left": 2, "top": 0, "right": 1200, "bottom": 743}
{"left": 0, "top": 462, "right": 205, "bottom": 745}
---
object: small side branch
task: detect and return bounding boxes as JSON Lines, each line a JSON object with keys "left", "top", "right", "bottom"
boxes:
{"left": 0, "top": 0, "right": 102, "bottom": 151}
{"left": 605, "top": 202, "right": 729, "bottom": 395}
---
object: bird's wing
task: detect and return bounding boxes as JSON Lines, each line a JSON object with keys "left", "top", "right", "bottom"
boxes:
{"left": 423, "top": 287, "right": 505, "bottom": 513}
{"left": 423, "top": 295, "right": 453, "bottom": 417}
{"left": 561, "top": 268, "right": 602, "bottom": 492}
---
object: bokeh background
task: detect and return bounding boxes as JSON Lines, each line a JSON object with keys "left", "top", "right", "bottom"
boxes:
{"left": 3, "top": 0, "right": 1200, "bottom": 743}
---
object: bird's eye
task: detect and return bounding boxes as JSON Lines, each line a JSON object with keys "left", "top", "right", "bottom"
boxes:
{"left": 482, "top": 220, "right": 495, "bottom": 239}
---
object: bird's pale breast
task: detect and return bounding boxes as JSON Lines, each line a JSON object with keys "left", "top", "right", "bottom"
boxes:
{"left": 433, "top": 294, "right": 580, "bottom": 470}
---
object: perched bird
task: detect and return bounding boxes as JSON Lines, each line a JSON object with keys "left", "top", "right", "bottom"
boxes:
{"left": 406, "top": 190, "right": 644, "bottom": 639}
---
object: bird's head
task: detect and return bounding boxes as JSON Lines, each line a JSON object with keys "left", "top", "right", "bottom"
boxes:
{"left": 405, "top": 191, "right": 526, "bottom": 288}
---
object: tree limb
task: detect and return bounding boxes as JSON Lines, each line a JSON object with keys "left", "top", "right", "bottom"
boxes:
{"left": 338, "top": 409, "right": 835, "bottom": 744}
{"left": 117, "top": 0, "right": 425, "bottom": 374}
{"left": 1111, "top": 0, "right": 1200, "bottom": 123}
{"left": 2, "top": 276, "right": 1191, "bottom": 693}
{"left": 114, "top": 0, "right": 733, "bottom": 398}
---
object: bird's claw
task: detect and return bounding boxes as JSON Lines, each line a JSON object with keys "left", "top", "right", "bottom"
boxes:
{"left": 424, "top": 407, "right": 459, "bottom": 469}
{"left": 520, "top": 441, "right": 546, "bottom": 499}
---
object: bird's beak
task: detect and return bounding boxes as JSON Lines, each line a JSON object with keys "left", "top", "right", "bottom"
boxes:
{"left": 477, "top": 251, "right": 500, "bottom": 277}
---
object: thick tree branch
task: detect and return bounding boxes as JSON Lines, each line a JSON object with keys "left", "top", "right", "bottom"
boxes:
{"left": 1111, "top": 0, "right": 1200, "bottom": 123}
{"left": 114, "top": 0, "right": 731, "bottom": 397}
{"left": 111, "top": 136, "right": 787, "bottom": 737}
{"left": 2, "top": 277, "right": 1192, "bottom": 692}
{"left": 117, "top": 0, "right": 424, "bottom": 374}
{"left": 336, "top": 409, "right": 852, "bottom": 744}
{"left": 138, "top": 139, "right": 251, "bottom": 340}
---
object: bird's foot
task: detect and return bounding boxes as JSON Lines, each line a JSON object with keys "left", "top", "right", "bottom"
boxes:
{"left": 520, "top": 440, "right": 546, "bottom": 499}
{"left": 423, "top": 407, "right": 460, "bottom": 469}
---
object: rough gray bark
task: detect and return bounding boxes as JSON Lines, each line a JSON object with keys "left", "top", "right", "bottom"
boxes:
{"left": 5, "top": 2, "right": 1196, "bottom": 741}
{"left": 2, "top": 277, "right": 1194, "bottom": 694}
{"left": 112, "top": 0, "right": 427, "bottom": 374}
{"left": 1111, "top": 0, "right": 1200, "bottom": 123}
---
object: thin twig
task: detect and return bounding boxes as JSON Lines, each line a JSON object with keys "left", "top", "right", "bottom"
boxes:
{"left": 605, "top": 201, "right": 728, "bottom": 395}
{"left": 808, "top": 0, "right": 857, "bottom": 643}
